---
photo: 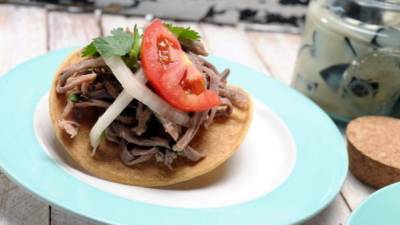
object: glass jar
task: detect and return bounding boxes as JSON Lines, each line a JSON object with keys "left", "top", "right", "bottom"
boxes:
{"left": 292, "top": 0, "right": 400, "bottom": 122}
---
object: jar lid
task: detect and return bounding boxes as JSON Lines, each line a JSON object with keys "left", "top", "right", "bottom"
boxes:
{"left": 328, "top": 0, "right": 400, "bottom": 26}
{"left": 356, "top": 0, "right": 400, "bottom": 11}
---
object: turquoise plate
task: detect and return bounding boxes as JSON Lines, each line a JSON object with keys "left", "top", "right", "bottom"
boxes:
{"left": 346, "top": 182, "right": 400, "bottom": 225}
{"left": 0, "top": 48, "right": 347, "bottom": 225}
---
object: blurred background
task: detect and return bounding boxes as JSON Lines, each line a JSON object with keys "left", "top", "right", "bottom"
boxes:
{"left": 1, "top": 0, "right": 309, "bottom": 32}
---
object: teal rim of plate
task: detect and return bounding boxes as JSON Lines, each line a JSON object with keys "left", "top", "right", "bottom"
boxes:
{"left": 346, "top": 182, "right": 400, "bottom": 225}
{"left": 0, "top": 48, "right": 348, "bottom": 225}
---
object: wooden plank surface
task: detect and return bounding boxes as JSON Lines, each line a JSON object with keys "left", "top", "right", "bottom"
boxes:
{"left": 48, "top": 11, "right": 101, "bottom": 50}
{"left": 0, "top": 5, "right": 47, "bottom": 75}
{"left": 51, "top": 208, "right": 99, "bottom": 225}
{"left": 0, "top": 5, "right": 49, "bottom": 225}
{"left": 101, "top": 14, "right": 147, "bottom": 35}
{"left": 342, "top": 172, "right": 375, "bottom": 210}
{"left": 0, "top": 8, "right": 376, "bottom": 225}
{"left": 248, "top": 32, "right": 301, "bottom": 84}
{"left": 199, "top": 24, "right": 270, "bottom": 75}
{"left": 337, "top": 126, "right": 374, "bottom": 211}
{"left": 302, "top": 195, "right": 350, "bottom": 225}
{"left": 0, "top": 174, "right": 49, "bottom": 225}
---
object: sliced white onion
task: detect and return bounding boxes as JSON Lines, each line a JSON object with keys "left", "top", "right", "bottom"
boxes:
{"left": 103, "top": 56, "right": 190, "bottom": 126}
{"left": 89, "top": 89, "right": 133, "bottom": 153}
{"left": 89, "top": 70, "right": 146, "bottom": 153}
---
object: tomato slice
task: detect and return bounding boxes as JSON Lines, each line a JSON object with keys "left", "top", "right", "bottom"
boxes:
{"left": 141, "top": 19, "right": 220, "bottom": 112}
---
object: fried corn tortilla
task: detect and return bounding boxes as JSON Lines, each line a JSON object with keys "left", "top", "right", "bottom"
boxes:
{"left": 49, "top": 50, "right": 253, "bottom": 187}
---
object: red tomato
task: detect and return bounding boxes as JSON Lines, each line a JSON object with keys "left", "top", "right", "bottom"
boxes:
{"left": 141, "top": 19, "right": 220, "bottom": 112}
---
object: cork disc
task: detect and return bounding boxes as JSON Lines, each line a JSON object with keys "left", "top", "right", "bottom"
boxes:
{"left": 347, "top": 116, "right": 400, "bottom": 188}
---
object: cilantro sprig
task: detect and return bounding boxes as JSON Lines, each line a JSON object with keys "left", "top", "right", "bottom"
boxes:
{"left": 165, "top": 23, "right": 200, "bottom": 41}
{"left": 81, "top": 22, "right": 201, "bottom": 64}
{"left": 82, "top": 27, "right": 141, "bottom": 69}
{"left": 82, "top": 28, "right": 134, "bottom": 58}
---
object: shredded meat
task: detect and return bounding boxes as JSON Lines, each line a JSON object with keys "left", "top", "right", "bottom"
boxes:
{"left": 198, "top": 56, "right": 219, "bottom": 74}
{"left": 104, "top": 80, "right": 121, "bottom": 98}
{"left": 86, "top": 89, "right": 112, "bottom": 100}
{"left": 182, "top": 146, "right": 205, "bottom": 161}
{"left": 120, "top": 144, "right": 159, "bottom": 166}
{"left": 74, "top": 99, "right": 110, "bottom": 109}
{"left": 116, "top": 115, "right": 136, "bottom": 125}
{"left": 202, "top": 66, "right": 221, "bottom": 127}
{"left": 219, "top": 86, "right": 250, "bottom": 110}
{"left": 56, "top": 44, "right": 246, "bottom": 169}
{"left": 57, "top": 73, "right": 97, "bottom": 94}
{"left": 81, "top": 82, "right": 104, "bottom": 97}
{"left": 61, "top": 100, "right": 75, "bottom": 118}
{"left": 59, "top": 57, "right": 105, "bottom": 83}
{"left": 81, "top": 82, "right": 90, "bottom": 95}
{"left": 216, "top": 97, "right": 233, "bottom": 117}
{"left": 112, "top": 122, "right": 170, "bottom": 148}
{"left": 105, "top": 126, "right": 120, "bottom": 144}
{"left": 131, "top": 102, "right": 152, "bottom": 136}
{"left": 180, "top": 39, "right": 208, "bottom": 56}
{"left": 173, "top": 111, "right": 208, "bottom": 151}
{"left": 154, "top": 113, "right": 181, "bottom": 141}
{"left": 164, "top": 150, "right": 177, "bottom": 170}
{"left": 219, "top": 69, "right": 229, "bottom": 84}
{"left": 58, "top": 120, "right": 79, "bottom": 138}
{"left": 154, "top": 150, "right": 176, "bottom": 170}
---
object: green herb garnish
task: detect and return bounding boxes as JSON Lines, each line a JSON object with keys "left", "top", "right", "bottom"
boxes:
{"left": 81, "top": 22, "right": 200, "bottom": 66}
{"left": 93, "top": 28, "right": 134, "bottom": 58}
{"left": 82, "top": 28, "right": 134, "bottom": 58}
{"left": 165, "top": 23, "right": 200, "bottom": 41}
{"left": 128, "top": 25, "right": 141, "bottom": 69}
{"left": 82, "top": 27, "right": 141, "bottom": 69}
{"left": 81, "top": 43, "right": 98, "bottom": 57}
{"left": 129, "top": 25, "right": 141, "bottom": 59}
{"left": 68, "top": 93, "right": 80, "bottom": 102}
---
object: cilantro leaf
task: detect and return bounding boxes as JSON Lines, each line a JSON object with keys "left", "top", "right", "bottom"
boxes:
{"left": 81, "top": 43, "right": 98, "bottom": 57}
{"left": 165, "top": 23, "right": 200, "bottom": 41}
{"left": 92, "top": 28, "right": 133, "bottom": 58}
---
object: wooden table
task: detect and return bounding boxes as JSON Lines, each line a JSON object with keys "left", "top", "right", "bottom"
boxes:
{"left": 0, "top": 4, "right": 375, "bottom": 225}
